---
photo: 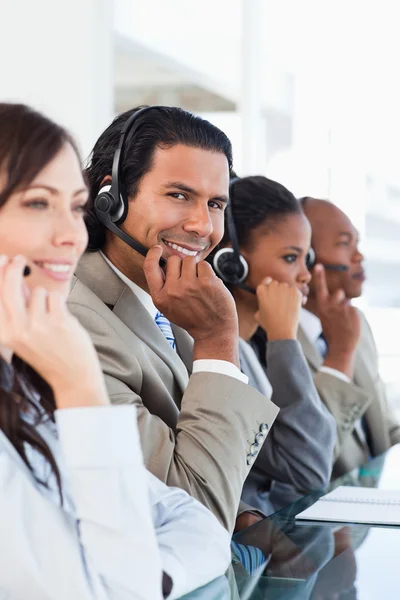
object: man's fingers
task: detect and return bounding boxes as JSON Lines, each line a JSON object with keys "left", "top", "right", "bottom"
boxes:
{"left": 143, "top": 245, "right": 166, "bottom": 295}
{"left": 313, "top": 264, "right": 329, "bottom": 303}
{"left": 165, "top": 255, "right": 182, "bottom": 280}
{"left": 331, "top": 288, "right": 346, "bottom": 304}
{"left": 197, "top": 260, "right": 215, "bottom": 279}
{"left": 181, "top": 256, "right": 198, "bottom": 280}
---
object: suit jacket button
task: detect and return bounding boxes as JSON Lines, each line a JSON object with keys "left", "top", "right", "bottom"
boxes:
{"left": 255, "top": 432, "right": 265, "bottom": 444}
{"left": 250, "top": 443, "right": 259, "bottom": 456}
{"left": 247, "top": 454, "right": 256, "bottom": 466}
{"left": 259, "top": 423, "right": 269, "bottom": 434}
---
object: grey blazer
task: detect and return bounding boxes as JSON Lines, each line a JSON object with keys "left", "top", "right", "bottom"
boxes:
{"left": 68, "top": 251, "right": 280, "bottom": 532}
{"left": 240, "top": 337, "right": 336, "bottom": 513}
{"left": 298, "top": 310, "right": 400, "bottom": 478}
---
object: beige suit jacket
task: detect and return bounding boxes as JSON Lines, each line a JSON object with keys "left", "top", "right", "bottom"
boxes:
{"left": 298, "top": 311, "right": 400, "bottom": 478}
{"left": 68, "top": 251, "right": 279, "bottom": 532}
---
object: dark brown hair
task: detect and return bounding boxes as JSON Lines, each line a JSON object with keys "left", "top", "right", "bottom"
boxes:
{"left": 0, "top": 103, "right": 81, "bottom": 497}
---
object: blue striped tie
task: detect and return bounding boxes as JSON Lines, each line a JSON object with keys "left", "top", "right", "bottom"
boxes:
{"left": 154, "top": 311, "right": 176, "bottom": 351}
{"left": 231, "top": 541, "right": 267, "bottom": 575}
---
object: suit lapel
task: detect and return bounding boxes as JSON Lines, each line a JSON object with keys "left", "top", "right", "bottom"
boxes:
{"left": 297, "top": 325, "right": 324, "bottom": 371}
{"left": 112, "top": 288, "right": 190, "bottom": 392}
{"left": 298, "top": 313, "right": 389, "bottom": 456}
{"left": 74, "top": 250, "right": 126, "bottom": 306}
{"left": 75, "top": 252, "right": 190, "bottom": 394}
{"left": 354, "top": 348, "right": 390, "bottom": 454}
{"left": 172, "top": 325, "right": 194, "bottom": 375}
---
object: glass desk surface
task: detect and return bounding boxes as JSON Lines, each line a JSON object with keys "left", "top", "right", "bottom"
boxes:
{"left": 179, "top": 445, "right": 400, "bottom": 599}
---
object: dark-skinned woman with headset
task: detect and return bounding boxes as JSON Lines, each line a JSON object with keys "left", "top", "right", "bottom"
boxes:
{"left": 211, "top": 175, "right": 336, "bottom": 514}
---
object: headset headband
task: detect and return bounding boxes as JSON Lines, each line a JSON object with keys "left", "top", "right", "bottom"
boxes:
{"left": 226, "top": 177, "right": 242, "bottom": 257}
{"left": 96, "top": 105, "right": 169, "bottom": 267}
{"left": 110, "top": 106, "right": 165, "bottom": 205}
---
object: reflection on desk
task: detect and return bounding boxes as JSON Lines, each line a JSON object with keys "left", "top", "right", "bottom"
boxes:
{"left": 177, "top": 446, "right": 400, "bottom": 598}
{"left": 230, "top": 445, "right": 400, "bottom": 599}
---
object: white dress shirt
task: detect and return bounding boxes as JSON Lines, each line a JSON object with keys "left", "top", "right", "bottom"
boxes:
{"left": 0, "top": 404, "right": 231, "bottom": 600}
{"left": 100, "top": 252, "right": 248, "bottom": 384}
{"left": 300, "top": 308, "right": 351, "bottom": 384}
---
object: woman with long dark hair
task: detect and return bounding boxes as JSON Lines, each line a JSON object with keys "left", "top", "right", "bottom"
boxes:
{"left": 212, "top": 175, "right": 336, "bottom": 513}
{"left": 0, "top": 103, "right": 230, "bottom": 600}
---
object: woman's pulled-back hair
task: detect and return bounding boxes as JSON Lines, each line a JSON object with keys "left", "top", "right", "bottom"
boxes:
{"left": 0, "top": 103, "right": 81, "bottom": 497}
{"left": 222, "top": 175, "right": 302, "bottom": 249}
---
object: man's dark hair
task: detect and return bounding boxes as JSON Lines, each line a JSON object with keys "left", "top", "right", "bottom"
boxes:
{"left": 221, "top": 175, "right": 302, "bottom": 250}
{"left": 85, "top": 105, "right": 233, "bottom": 250}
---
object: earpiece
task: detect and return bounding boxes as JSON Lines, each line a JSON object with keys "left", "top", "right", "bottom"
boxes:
{"left": 95, "top": 185, "right": 126, "bottom": 225}
{"left": 306, "top": 247, "right": 316, "bottom": 270}
{"left": 306, "top": 247, "right": 349, "bottom": 272}
{"left": 212, "top": 179, "right": 255, "bottom": 294}
{"left": 213, "top": 247, "right": 249, "bottom": 284}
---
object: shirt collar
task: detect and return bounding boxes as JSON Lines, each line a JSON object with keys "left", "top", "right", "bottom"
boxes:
{"left": 299, "top": 308, "right": 323, "bottom": 345}
{"left": 100, "top": 251, "right": 158, "bottom": 320}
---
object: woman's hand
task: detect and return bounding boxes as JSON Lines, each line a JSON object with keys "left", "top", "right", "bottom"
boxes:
{"left": 255, "top": 277, "right": 302, "bottom": 341}
{"left": 0, "top": 255, "right": 109, "bottom": 409}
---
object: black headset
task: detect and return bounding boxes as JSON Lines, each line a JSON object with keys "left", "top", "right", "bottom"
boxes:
{"left": 94, "top": 105, "right": 167, "bottom": 267}
{"left": 212, "top": 178, "right": 256, "bottom": 294}
{"left": 297, "top": 198, "right": 348, "bottom": 272}
{"left": 305, "top": 248, "right": 348, "bottom": 271}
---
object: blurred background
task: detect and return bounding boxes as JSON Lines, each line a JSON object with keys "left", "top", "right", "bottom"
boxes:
{"left": 2, "top": 0, "right": 400, "bottom": 411}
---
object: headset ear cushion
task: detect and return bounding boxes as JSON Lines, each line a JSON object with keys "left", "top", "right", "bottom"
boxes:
{"left": 213, "top": 248, "right": 249, "bottom": 284}
{"left": 94, "top": 191, "right": 115, "bottom": 224}
{"left": 306, "top": 247, "right": 316, "bottom": 269}
{"left": 95, "top": 191, "right": 113, "bottom": 214}
{"left": 94, "top": 189, "right": 126, "bottom": 224}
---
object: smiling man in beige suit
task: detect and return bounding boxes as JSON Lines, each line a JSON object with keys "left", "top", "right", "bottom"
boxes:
{"left": 299, "top": 197, "right": 400, "bottom": 478}
{"left": 68, "top": 106, "right": 279, "bottom": 534}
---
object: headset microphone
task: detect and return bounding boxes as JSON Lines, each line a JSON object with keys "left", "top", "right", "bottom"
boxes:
{"left": 95, "top": 185, "right": 166, "bottom": 267}
{"left": 94, "top": 106, "right": 167, "bottom": 268}
{"left": 322, "top": 264, "right": 349, "bottom": 271}
{"left": 306, "top": 248, "right": 349, "bottom": 272}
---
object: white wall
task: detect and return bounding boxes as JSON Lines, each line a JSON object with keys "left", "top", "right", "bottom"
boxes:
{"left": 0, "top": 0, "right": 114, "bottom": 157}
